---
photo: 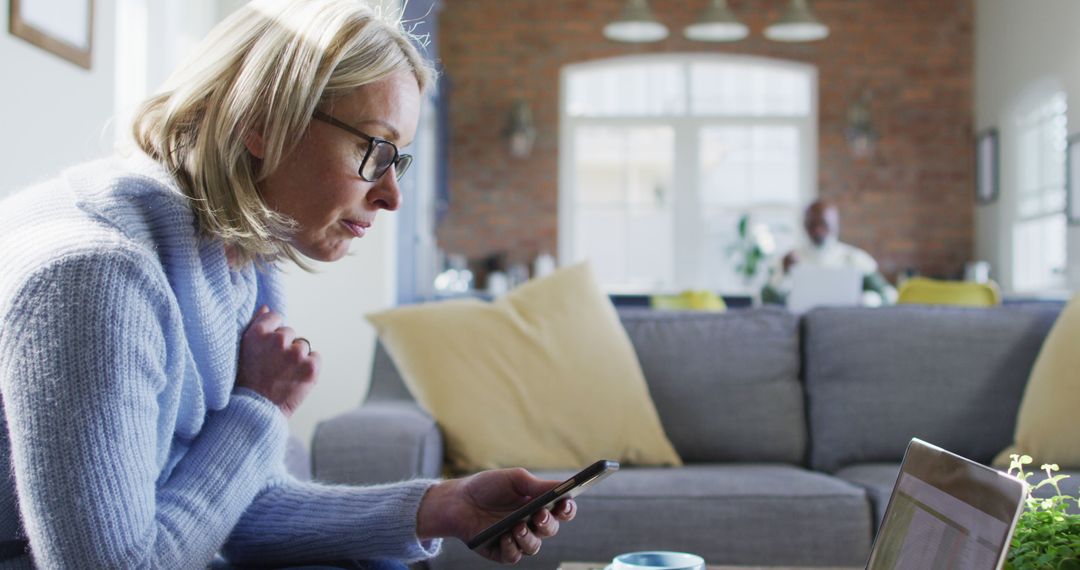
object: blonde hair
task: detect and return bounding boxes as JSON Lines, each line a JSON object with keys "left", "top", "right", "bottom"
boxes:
{"left": 133, "top": 0, "right": 435, "bottom": 269}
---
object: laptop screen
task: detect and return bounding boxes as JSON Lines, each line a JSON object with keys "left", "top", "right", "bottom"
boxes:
{"left": 785, "top": 265, "right": 863, "bottom": 314}
{"left": 866, "top": 439, "right": 1027, "bottom": 570}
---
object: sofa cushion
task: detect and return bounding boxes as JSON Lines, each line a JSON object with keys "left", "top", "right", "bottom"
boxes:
{"left": 835, "top": 463, "right": 902, "bottom": 530}
{"left": 618, "top": 308, "right": 805, "bottom": 464}
{"left": 367, "top": 340, "right": 413, "bottom": 402}
{"left": 805, "top": 305, "right": 1060, "bottom": 473}
{"left": 367, "top": 263, "right": 681, "bottom": 473}
{"left": 427, "top": 464, "right": 873, "bottom": 570}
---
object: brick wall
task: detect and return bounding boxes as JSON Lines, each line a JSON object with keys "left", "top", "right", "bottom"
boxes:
{"left": 436, "top": 0, "right": 974, "bottom": 281}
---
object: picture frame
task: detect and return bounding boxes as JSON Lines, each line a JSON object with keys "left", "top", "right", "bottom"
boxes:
{"left": 1068, "top": 134, "right": 1080, "bottom": 224}
{"left": 9, "top": 0, "right": 95, "bottom": 70}
{"left": 976, "top": 129, "right": 999, "bottom": 205}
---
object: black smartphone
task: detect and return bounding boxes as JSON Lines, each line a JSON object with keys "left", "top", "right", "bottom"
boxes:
{"left": 465, "top": 459, "right": 620, "bottom": 550}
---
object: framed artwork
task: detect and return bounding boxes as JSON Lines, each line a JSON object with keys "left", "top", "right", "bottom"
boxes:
{"left": 1068, "top": 134, "right": 1080, "bottom": 224}
{"left": 9, "top": 0, "right": 95, "bottom": 69}
{"left": 976, "top": 129, "right": 999, "bottom": 205}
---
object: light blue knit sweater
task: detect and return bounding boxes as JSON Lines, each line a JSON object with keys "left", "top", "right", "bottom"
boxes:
{"left": 0, "top": 154, "right": 441, "bottom": 568}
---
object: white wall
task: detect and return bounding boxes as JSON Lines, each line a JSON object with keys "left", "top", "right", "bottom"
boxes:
{"left": 0, "top": 0, "right": 116, "bottom": 195}
{"left": 975, "top": 0, "right": 1080, "bottom": 293}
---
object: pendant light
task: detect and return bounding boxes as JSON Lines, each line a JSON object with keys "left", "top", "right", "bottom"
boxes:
{"left": 603, "top": 0, "right": 668, "bottom": 43}
{"left": 684, "top": 0, "right": 748, "bottom": 42}
{"left": 764, "top": 0, "right": 829, "bottom": 42}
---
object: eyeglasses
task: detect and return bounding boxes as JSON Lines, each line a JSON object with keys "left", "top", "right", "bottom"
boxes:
{"left": 311, "top": 109, "right": 412, "bottom": 182}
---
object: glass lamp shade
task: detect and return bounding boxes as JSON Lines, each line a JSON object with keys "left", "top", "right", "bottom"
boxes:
{"left": 684, "top": 0, "right": 748, "bottom": 42}
{"left": 764, "top": 0, "right": 829, "bottom": 42}
{"left": 603, "top": 0, "right": 669, "bottom": 43}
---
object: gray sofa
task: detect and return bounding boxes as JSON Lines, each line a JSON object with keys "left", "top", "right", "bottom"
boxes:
{"left": 311, "top": 304, "right": 1077, "bottom": 569}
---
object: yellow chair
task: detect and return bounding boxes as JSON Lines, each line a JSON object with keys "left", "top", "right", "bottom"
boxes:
{"left": 649, "top": 290, "right": 727, "bottom": 312}
{"left": 896, "top": 277, "right": 1001, "bottom": 307}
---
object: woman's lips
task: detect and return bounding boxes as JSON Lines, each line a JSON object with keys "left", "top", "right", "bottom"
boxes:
{"left": 341, "top": 219, "right": 370, "bottom": 238}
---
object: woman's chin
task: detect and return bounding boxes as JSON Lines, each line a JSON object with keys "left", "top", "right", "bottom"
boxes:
{"left": 297, "top": 240, "right": 350, "bottom": 263}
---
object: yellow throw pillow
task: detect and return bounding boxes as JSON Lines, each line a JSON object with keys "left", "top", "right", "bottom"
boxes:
{"left": 367, "top": 262, "right": 683, "bottom": 473}
{"left": 650, "top": 290, "right": 727, "bottom": 312}
{"left": 896, "top": 276, "right": 1001, "bottom": 307}
{"left": 994, "top": 293, "right": 1080, "bottom": 468}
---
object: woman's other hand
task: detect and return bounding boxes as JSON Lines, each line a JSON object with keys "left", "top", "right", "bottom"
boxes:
{"left": 416, "top": 468, "right": 577, "bottom": 564}
{"left": 236, "top": 305, "right": 320, "bottom": 417}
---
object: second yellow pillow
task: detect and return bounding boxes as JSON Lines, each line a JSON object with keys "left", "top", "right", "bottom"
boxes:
{"left": 994, "top": 293, "right": 1080, "bottom": 468}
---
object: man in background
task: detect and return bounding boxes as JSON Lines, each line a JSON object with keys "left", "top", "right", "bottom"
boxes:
{"left": 763, "top": 199, "right": 897, "bottom": 307}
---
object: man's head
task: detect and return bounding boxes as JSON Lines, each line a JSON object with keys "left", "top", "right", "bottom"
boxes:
{"left": 804, "top": 199, "right": 839, "bottom": 247}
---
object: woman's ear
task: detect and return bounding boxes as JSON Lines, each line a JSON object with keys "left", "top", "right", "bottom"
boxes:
{"left": 244, "top": 130, "right": 266, "bottom": 159}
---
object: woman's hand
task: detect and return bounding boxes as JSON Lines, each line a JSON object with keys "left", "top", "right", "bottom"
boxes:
{"left": 236, "top": 305, "right": 320, "bottom": 417}
{"left": 416, "top": 468, "right": 577, "bottom": 564}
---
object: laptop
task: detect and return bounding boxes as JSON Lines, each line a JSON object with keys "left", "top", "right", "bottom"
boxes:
{"left": 785, "top": 265, "right": 863, "bottom": 314}
{"left": 865, "top": 438, "right": 1028, "bottom": 570}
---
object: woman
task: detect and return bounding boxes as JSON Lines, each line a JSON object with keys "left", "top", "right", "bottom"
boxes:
{"left": 0, "top": 1, "right": 575, "bottom": 567}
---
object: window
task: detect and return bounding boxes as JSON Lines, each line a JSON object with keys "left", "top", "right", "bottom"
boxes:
{"left": 1012, "top": 93, "right": 1067, "bottom": 293}
{"left": 559, "top": 55, "right": 817, "bottom": 293}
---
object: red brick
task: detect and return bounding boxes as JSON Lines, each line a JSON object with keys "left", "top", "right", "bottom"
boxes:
{"left": 437, "top": 0, "right": 974, "bottom": 281}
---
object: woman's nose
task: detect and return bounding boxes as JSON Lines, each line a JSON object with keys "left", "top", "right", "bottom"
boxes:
{"left": 367, "top": 170, "right": 402, "bottom": 211}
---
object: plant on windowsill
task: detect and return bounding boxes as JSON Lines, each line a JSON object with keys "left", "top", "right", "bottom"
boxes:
{"left": 727, "top": 214, "right": 775, "bottom": 288}
{"left": 1005, "top": 454, "right": 1080, "bottom": 570}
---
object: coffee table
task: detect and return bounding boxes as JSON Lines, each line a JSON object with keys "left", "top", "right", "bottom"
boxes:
{"left": 559, "top": 564, "right": 861, "bottom": 570}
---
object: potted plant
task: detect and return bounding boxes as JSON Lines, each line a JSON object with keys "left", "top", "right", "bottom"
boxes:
{"left": 727, "top": 214, "right": 775, "bottom": 294}
{"left": 1005, "top": 454, "right": 1080, "bottom": 570}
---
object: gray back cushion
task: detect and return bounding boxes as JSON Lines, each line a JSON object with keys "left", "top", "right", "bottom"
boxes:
{"left": 805, "top": 304, "right": 1060, "bottom": 473}
{"left": 368, "top": 340, "right": 414, "bottom": 402}
{"left": 619, "top": 308, "right": 805, "bottom": 464}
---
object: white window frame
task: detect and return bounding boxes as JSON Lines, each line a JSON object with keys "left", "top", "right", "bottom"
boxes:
{"left": 1009, "top": 91, "right": 1067, "bottom": 293}
{"left": 558, "top": 54, "right": 818, "bottom": 292}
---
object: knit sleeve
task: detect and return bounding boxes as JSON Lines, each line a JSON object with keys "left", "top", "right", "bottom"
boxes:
{"left": 0, "top": 249, "right": 289, "bottom": 569}
{"left": 222, "top": 474, "right": 442, "bottom": 565}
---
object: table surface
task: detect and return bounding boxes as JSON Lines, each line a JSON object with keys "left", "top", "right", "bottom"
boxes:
{"left": 559, "top": 564, "right": 862, "bottom": 570}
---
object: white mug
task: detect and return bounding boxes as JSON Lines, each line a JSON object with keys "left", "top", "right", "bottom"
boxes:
{"left": 611, "top": 551, "right": 706, "bottom": 570}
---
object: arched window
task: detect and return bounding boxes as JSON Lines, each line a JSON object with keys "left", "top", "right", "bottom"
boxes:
{"left": 559, "top": 54, "right": 817, "bottom": 294}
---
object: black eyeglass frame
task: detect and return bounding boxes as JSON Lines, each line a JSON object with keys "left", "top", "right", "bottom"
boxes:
{"left": 311, "top": 109, "right": 412, "bottom": 182}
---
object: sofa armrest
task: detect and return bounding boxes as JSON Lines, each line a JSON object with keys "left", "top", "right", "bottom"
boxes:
{"left": 312, "top": 401, "right": 444, "bottom": 485}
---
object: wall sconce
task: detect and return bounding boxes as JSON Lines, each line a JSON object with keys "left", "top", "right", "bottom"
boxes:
{"left": 505, "top": 100, "right": 537, "bottom": 158}
{"left": 844, "top": 89, "right": 878, "bottom": 158}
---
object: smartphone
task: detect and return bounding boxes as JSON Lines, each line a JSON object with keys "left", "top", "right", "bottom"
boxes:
{"left": 465, "top": 459, "right": 620, "bottom": 550}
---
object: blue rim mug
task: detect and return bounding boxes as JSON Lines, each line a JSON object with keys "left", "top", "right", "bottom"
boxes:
{"left": 611, "top": 551, "right": 706, "bottom": 570}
